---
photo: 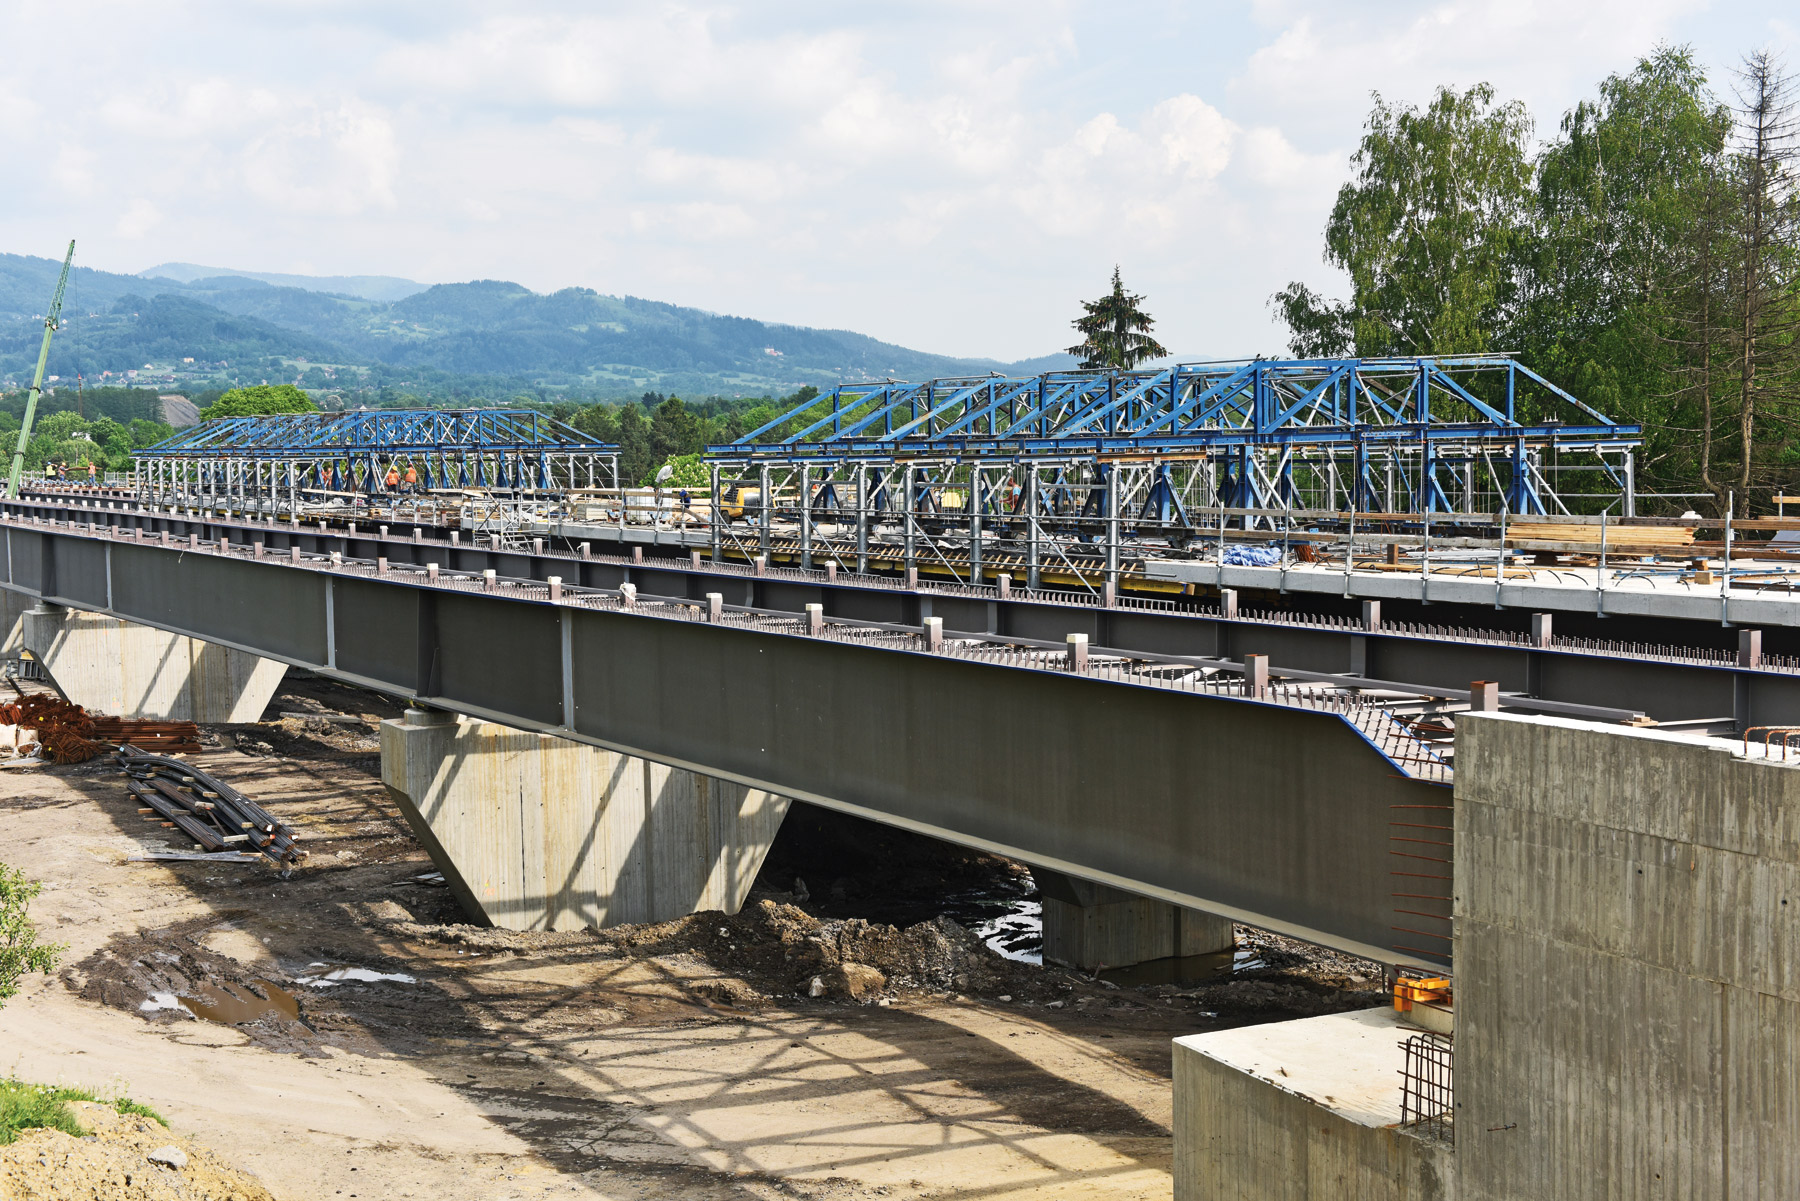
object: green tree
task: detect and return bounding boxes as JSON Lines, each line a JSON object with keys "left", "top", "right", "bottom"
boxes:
{"left": 127, "top": 418, "right": 174, "bottom": 450}
{"left": 1275, "top": 83, "right": 1536, "bottom": 356}
{"left": 616, "top": 403, "right": 653, "bottom": 485}
{"left": 0, "top": 863, "right": 62, "bottom": 1007}
{"left": 1067, "top": 268, "right": 1168, "bottom": 370}
{"left": 200, "top": 384, "right": 317, "bottom": 421}
{"left": 649, "top": 397, "right": 701, "bottom": 462}
{"left": 1722, "top": 51, "right": 1800, "bottom": 512}
{"left": 1522, "top": 48, "right": 1734, "bottom": 493}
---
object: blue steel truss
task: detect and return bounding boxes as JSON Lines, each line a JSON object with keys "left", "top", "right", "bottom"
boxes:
{"left": 143, "top": 409, "right": 615, "bottom": 459}
{"left": 709, "top": 357, "right": 1639, "bottom": 462}
{"left": 138, "top": 409, "right": 618, "bottom": 499}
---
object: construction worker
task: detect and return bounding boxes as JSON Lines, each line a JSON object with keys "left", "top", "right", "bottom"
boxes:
{"left": 385, "top": 464, "right": 400, "bottom": 491}
{"left": 403, "top": 464, "right": 418, "bottom": 493}
{"left": 87, "top": 462, "right": 97, "bottom": 484}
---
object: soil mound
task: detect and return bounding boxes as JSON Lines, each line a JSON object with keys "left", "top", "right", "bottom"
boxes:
{"left": 0, "top": 1101, "right": 273, "bottom": 1200}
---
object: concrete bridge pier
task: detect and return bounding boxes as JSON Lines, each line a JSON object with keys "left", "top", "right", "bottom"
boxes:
{"left": 380, "top": 708, "right": 792, "bottom": 932}
{"left": 17, "top": 599, "right": 286, "bottom": 721}
{"left": 1036, "top": 869, "right": 1235, "bottom": 974}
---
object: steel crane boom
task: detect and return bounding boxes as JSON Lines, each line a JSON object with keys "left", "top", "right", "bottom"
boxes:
{"left": 7, "top": 240, "right": 76, "bottom": 498}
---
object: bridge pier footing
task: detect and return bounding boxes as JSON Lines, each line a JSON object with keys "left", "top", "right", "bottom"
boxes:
{"left": 19, "top": 600, "right": 286, "bottom": 721}
{"left": 1036, "top": 870, "right": 1234, "bottom": 974}
{"left": 380, "top": 709, "right": 791, "bottom": 932}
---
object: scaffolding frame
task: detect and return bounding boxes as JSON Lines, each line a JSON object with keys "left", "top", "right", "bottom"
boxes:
{"left": 135, "top": 409, "right": 620, "bottom": 524}
{"left": 704, "top": 357, "right": 1643, "bottom": 593}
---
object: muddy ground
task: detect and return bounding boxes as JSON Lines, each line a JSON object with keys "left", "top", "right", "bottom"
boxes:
{"left": 0, "top": 671, "right": 1386, "bottom": 1200}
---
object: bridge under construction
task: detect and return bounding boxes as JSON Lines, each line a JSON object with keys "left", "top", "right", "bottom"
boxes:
{"left": 14, "top": 359, "right": 1800, "bottom": 1199}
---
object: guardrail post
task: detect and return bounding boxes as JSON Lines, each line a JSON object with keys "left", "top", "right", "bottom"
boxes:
{"left": 379, "top": 525, "right": 388, "bottom": 538}
{"left": 1066, "top": 632, "right": 1088, "bottom": 672}
{"left": 753, "top": 555, "right": 767, "bottom": 576}
{"left": 482, "top": 569, "right": 497, "bottom": 591}
{"left": 1470, "top": 680, "right": 1500, "bottom": 711}
{"left": 580, "top": 542, "right": 591, "bottom": 559}
{"left": 1531, "top": 612, "right": 1553, "bottom": 648}
{"left": 706, "top": 592, "right": 723, "bottom": 622}
{"left": 1103, "top": 580, "right": 1116, "bottom": 608}
{"left": 451, "top": 531, "right": 459, "bottom": 546}
{"left": 290, "top": 547, "right": 300, "bottom": 563}
{"left": 633, "top": 546, "right": 644, "bottom": 565}
{"left": 997, "top": 572, "right": 1011, "bottom": 598}
{"left": 533, "top": 538, "right": 544, "bottom": 555}
{"left": 547, "top": 575, "right": 561, "bottom": 601}
{"left": 254, "top": 541, "right": 265, "bottom": 559}
{"left": 427, "top": 563, "right": 439, "bottom": 582}
{"left": 924, "top": 616, "right": 943, "bottom": 651}
{"left": 329, "top": 551, "right": 342, "bottom": 568}
{"left": 621, "top": 582, "right": 637, "bottom": 606}
{"left": 378, "top": 556, "right": 389, "bottom": 574}
{"left": 825, "top": 562, "right": 837, "bottom": 583}
{"left": 806, "top": 603, "right": 824, "bottom": 636}
{"left": 218, "top": 536, "right": 229, "bottom": 553}
{"left": 413, "top": 529, "right": 422, "bottom": 544}
{"left": 1220, "top": 588, "right": 1238, "bottom": 620}
{"left": 1739, "top": 628, "right": 1763, "bottom": 668}
{"left": 1362, "top": 599, "right": 1381, "bottom": 631}
{"left": 905, "top": 566, "right": 918, "bottom": 589}
{"left": 1244, "top": 653, "right": 1268, "bottom": 698}
{"left": 692, "top": 550, "right": 702, "bottom": 569}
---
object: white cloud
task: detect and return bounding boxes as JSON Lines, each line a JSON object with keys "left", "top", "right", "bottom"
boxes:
{"left": 0, "top": 0, "right": 1792, "bottom": 362}
{"left": 114, "top": 198, "right": 162, "bottom": 240}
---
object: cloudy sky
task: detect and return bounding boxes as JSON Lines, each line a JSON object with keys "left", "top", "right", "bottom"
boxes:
{"left": 1, "top": 1, "right": 1794, "bottom": 361}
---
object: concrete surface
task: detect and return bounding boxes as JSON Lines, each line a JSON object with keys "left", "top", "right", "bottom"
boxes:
{"left": 21, "top": 601, "right": 285, "bottom": 721}
{"left": 1040, "top": 877, "right": 1235, "bottom": 971}
{"left": 1454, "top": 715, "right": 1800, "bottom": 1200}
{"left": 1173, "top": 1007, "right": 1454, "bottom": 1200}
{"left": 381, "top": 710, "right": 791, "bottom": 930}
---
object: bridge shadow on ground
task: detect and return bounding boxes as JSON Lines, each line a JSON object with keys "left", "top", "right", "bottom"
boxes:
{"left": 55, "top": 693, "right": 1202, "bottom": 1199}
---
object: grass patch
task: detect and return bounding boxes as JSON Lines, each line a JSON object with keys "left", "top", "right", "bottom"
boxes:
{"left": 0, "top": 1079, "right": 166, "bottom": 1144}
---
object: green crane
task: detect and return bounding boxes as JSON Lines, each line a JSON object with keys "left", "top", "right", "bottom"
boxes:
{"left": 7, "top": 240, "right": 75, "bottom": 498}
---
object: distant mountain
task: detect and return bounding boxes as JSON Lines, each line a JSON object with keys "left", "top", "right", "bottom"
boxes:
{"left": 139, "top": 263, "right": 427, "bottom": 303}
{"left": 0, "top": 251, "right": 1076, "bottom": 399}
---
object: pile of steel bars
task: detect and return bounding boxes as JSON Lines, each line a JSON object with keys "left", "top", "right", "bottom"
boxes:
{"left": 92, "top": 717, "right": 202, "bottom": 755}
{"left": 117, "top": 748, "right": 306, "bottom": 875}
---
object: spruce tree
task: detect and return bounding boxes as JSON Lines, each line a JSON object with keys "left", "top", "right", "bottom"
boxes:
{"left": 1067, "top": 268, "right": 1169, "bottom": 370}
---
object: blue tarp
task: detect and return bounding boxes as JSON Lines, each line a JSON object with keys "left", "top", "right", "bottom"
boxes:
{"left": 1221, "top": 544, "right": 1283, "bottom": 567}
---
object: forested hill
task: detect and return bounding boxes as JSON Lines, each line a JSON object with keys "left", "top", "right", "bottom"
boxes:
{"left": 0, "top": 252, "right": 1072, "bottom": 401}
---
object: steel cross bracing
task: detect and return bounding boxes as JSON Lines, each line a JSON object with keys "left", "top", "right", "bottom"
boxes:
{"left": 135, "top": 409, "right": 620, "bottom": 524}
{"left": 703, "top": 357, "right": 1642, "bottom": 594}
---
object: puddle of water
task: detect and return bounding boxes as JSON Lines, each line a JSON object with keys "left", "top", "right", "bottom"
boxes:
{"left": 972, "top": 898, "right": 1043, "bottom": 964}
{"left": 1097, "top": 949, "right": 1269, "bottom": 987}
{"left": 176, "top": 980, "right": 300, "bottom": 1025}
{"left": 294, "top": 963, "right": 417, "bottom": 988}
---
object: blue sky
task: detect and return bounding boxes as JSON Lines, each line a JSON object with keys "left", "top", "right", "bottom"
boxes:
{"left": 1, "top": 1, "right": 1794, "bottom": 362}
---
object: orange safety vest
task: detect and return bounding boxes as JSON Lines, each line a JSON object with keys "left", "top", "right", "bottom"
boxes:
{"left": 385, "top": 468, "right": 400, "bottom": 487}
{"left": 404, "top": 467, "right": 417, "bottom": 484}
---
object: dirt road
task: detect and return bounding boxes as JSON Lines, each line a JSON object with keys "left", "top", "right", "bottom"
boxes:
{"left": 0, "top": 682, "right": 1380, "bottom": 1200}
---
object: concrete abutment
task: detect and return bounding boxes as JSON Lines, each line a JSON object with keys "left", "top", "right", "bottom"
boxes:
{"left": 15, "top": 597, "right": 285, "bottom": 721}
{"left": 379, "top": 709, "right": 792, "bottom": 932}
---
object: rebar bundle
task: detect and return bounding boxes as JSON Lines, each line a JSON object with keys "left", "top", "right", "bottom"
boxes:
{"left": 116, "top": 748, "right": 306, "bottom": 875}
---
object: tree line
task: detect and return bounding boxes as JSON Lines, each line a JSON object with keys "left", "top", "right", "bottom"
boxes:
{"left": 1274, "top": 47, "right": 1799, "bottom": 515}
